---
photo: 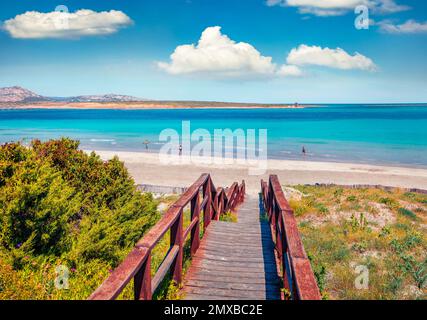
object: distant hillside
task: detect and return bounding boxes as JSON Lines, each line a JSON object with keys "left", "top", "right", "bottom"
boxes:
{"left": 0, "top": 86, "right": 47, "bottom": 103}
{"left": 0, "top": 86, "right": 145, "bottom": 103}
{"left": 66, "top": 94, "right": 143, "bottom": 103}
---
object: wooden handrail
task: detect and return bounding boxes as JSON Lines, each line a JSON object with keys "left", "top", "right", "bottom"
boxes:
{"left": 261, "top": 175, "right": 321, "bottom": 300}
{"left": 89, "top": 173, "right": 245, "bottom": 300}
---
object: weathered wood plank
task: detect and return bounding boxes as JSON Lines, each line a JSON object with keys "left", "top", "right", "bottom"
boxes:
{"left": 186, "top": 273, "right": 280, "bottom": 284}
{"left": 203, "top": 239, "right": 272, "bottom": 249}
{"left": 206, "top": 232, "right": 273, "bottom": 239}
{"left": 197, "top": 248, "right": 267, "bottom": 258}
{"left": 189, "top": 264, "right": 278, "bottom": 275}
{"left": 185, "top": 286, "right": 267, "bottom": 299}
{"left": 191, "top": 257, "right": 277, "bottom": 268}
{"left": 185, "top": 279, "right": 280, "bottom": 292}
{"left": 198, "top": 252, "right": 276, "bottom": 264}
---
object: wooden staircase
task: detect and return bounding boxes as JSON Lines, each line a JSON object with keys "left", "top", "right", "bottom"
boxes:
{"left": 184, "top": 196, "right": 281, "bottom": 300}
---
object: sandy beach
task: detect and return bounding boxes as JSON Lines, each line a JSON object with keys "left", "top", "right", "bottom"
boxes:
{"left": 91, "top": 150, "right": 427, "bottom": 195}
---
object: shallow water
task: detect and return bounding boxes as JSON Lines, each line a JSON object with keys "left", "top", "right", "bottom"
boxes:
{"left": 1, "top": 104, "right": 427, "bottom": 167}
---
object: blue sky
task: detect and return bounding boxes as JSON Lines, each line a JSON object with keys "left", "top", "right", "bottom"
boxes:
{"left": 0, "top": 0, "right": 426, "bottom": 103}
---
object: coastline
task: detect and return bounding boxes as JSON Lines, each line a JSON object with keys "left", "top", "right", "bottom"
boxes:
{"left": 89, "top": 150, "right": 427, "bottom": 194}
{"left": 0, "top": 101, "right": 307, "bottom": 110}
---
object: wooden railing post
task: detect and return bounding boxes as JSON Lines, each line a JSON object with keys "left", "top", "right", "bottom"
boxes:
{"left": 190, "top": 192, "right": 201, "bottom": 256}
{"left": 220, "top": 192, "right": 225, "bottom": 218}
{"left": 221, "top": 191, "right": 226, "bottom": 214}
{"left": 134, "top": 253, "right": 151, "bottom": 300}
{"left": 268, "top": 183, "right": 274, "bottom": 222}
{"left": 270, "top": 199, "right": 277, "bottom": 240}
{"left": 212, "top": 184, "right": 220, "bottom": 219}
{"left": 241, "top": 180, "right": 246, "bottom": 202}
{"left": 170, "top": 209, "right": 183, "bottom": 284}
{"left": 283, "top": 252, "right": 292, "bottom": 295}
{"left": 214, "top": 193, "right": 219, "bottom": 220}
{"left": 228, "top": 188, "right": 234, "bottom": 211}
{"left": 203, "top": 181, "right": 212, "bottom": 229}
{"left": 275, "top": 208, "right": 283, "bottom": 262}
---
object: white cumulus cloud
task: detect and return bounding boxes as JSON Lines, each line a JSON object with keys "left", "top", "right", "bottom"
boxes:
{"left": 277, "top": 64, "right": 303, "bottom": 76}
{"left": 2, "top": 9, "right": 132, "bottom": 39}
{"left": 378, "top": 19, "right": 427, "bottom": 34}
{"left": 158, "top": 26, "right": 280, "bottom": 78}
{"left": 287, "top": 45, "right": 377, "bottom": 71}
{"left": 266, "top": 0, "right": 409, "bottom": 17}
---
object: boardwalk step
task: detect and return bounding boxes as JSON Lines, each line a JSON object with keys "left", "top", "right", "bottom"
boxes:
{"left": 185, "top": 286, "right": 268, "bottom": 300}
{"left": 197, "top": 247, "right": 270, "bottom": 257}
{"left": 189, "top": 263, "right": 278, "bottom": 274}
{"left": 186, "top": 272, "right": 280, "bottom": 284}
{"left": 192, "top": 257, "right": 277, "bottom": 269}
{"left": 197, "top": 253, "right": 275, "bottom": 264}
{"left": 185, "top": 279, "right": 280, "bottom": 292}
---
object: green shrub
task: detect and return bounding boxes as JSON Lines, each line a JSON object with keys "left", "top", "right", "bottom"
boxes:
{"left": 333, "top": 188, "right": 343, "bottom": 198}
{"left": 390, "top": 233, "right": 427, "bottom": 290}
{"left": 307, "top": 252, "right": 327, "bottom": 298}
{"left": 349, "top": 213, "right": 368, "bottom": 231}
{"left": 403, "top": 192, "right": 416, "bottom": 200}
{"left": 315, "top": 203, "right": 329, "bottom": 214}
{"left": 379, "top": 197, "right": 399, "bottom": 209}
{"left": 346, "top": 195, "right": 357, "bottom": 202}
{"left": 352, "top": 241, "right": 368, "bottom": 253}
{"left": 397, "top": 208, "right": 417, "bottom": 220}
{"left": 0, "top": 139, "right": 159, "bottom": 299}
{"left": 379, "top": 226, "right": 391, "bottom": 238}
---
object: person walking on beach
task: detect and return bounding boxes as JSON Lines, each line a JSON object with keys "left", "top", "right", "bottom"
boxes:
{"left": 143, "top": 139, "right": 150, "bottom": 150}
{"left": 179, "top": 144, "right": 182, "bottom": 156}
{"left": 302, "top": 146, "right": 306, "bottom": 157}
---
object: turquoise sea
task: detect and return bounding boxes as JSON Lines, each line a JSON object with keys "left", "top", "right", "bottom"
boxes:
{"left": 1, "top": 104, "right": 427, "bottom": 167}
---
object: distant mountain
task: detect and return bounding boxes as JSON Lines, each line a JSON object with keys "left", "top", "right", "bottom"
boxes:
{"left": 65, "top": 94, "right": 144, "bottom": 103}
{"left": 0, "top": 86, "right": 145, "bottom": 103}
{"left": 0, "top": 86, "right": 47, "bottom": 103}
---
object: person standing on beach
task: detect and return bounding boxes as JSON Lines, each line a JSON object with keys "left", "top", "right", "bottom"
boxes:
{"left": 302, "top": 146, "right": 306, "bottom": 156}
{"left": 143, "top": 139, "right": 150, "bottom": 150}
{"left": 179, "top": 144, "right": 182, "bottom": 156}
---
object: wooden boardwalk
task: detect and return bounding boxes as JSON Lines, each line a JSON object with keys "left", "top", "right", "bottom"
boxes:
{"left": 90, "top": 175, "right": 320, "bottom": 301}
{"left": 183, "top": 196, "right": 281, "bottom": 300}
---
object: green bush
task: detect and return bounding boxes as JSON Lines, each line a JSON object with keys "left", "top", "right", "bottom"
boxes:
{"left": 315, "top": 202, "right": 329, "bottom": 214}
{"left": 397, "top": 207, "right": 417, "bottom": 220}
{"left": 0, "top": 139, "right": 159, "bottom": 299}
{"left": 346, "top": 195, "right": 357, "bottom": 202}
{"left": 379, "top": 197, "right": 399, "bottom": 209}
{"left": 307, "top": 252, "right": 327, "bottom": 298}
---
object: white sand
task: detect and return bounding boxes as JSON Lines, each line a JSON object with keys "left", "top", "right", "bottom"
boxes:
{"left": 89, "top": 150, "right": 427, "bottom": 195}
